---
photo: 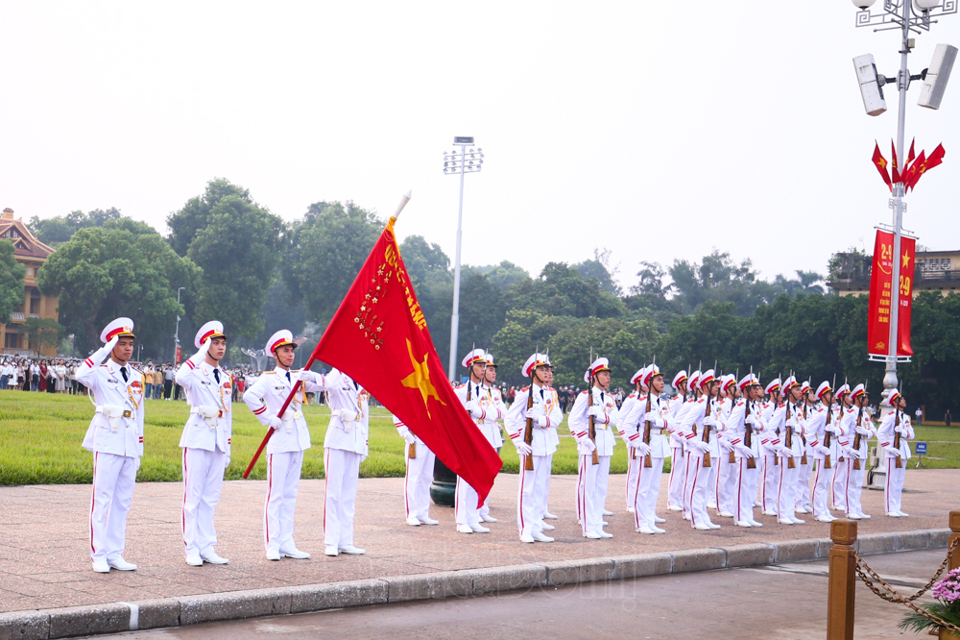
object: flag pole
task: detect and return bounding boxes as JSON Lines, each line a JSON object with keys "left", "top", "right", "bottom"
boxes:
{"left": 244, "top": 190, "right": 413, "bottom": 479}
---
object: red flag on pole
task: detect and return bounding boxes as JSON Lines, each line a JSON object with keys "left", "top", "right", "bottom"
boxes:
{"left": 872, "top": 142, "right": 892, "bottom": 191}
{"left": 308, "top": 214, "right": 503, "bottom": 505}
{"left": 906, "top": 138, "right": 916, "bottom": 167}
{"left": 904, "top": 150, "right": 925, "bottom": 191}
{"left": 891, "top": 140, "right": 901, "bottom": 184}
{"left": 867, "top": 230, "right": 915, "bottom": 357}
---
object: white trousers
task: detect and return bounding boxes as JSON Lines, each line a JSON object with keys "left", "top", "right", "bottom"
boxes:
{"left": 517, "top": 454, "right": 549, "bottom": 537}
{"left": 811, "top": 457, "right": 832, "bottom": 517}
{"left": 684, "top": 452, "right": 715, "bottom": 528}
{"left": 323, "top": 448, "right": 361, "bottom": 547}
{"left": 579, "top": 454, "right": 611, "bottom": 535}
{"left": 884, "top": 456, "right": 906, "bottom": 514}
{"left": 844, "top": 457, "right": 865, "bottom": 516}
{"left": 795, "top": 450, "right": 813, "bottom": 510}
{"left": 539, "top": 453, "right": 553, "bottom": 518}
{"left": 455, "top": 475, "right": 480, "bottom": 528}
{"left": 181, "top": 447, "right": 226, "bottom": 557}
{"left": 404, "top": 442, "right": 435, "bottom": 521}
{"left": 633, "top": 455, "right": 664, "bottom": 530}
{"left": 667, "top": 446, "right": 686, "bottom": 509}
{"left": 715, "top": 449, "right": 737, "bottom": 515}
{"left": 90, "top": 452, "right": 139, "bottom": 562}
{"left": 777, "top": 456, "right": 799, "bottom": 521}
{"left": 625, "top": 450, "right": 640, "bottom": 510}
{"left": 760, "top": 452, "right": 780, "bottom": 512}
{"left": 264, "top": 450, "right": 303, "bottom": 553}
{"left": 734, "top": 458, "right": 759, "bottom": 523}
{"left": 832, "top": 453, "right": 849, "bottom": 511}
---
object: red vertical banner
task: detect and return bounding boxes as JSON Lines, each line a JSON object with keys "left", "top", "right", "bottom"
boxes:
{"left": 868, "top": 230, "right": 915, "bottom": 357}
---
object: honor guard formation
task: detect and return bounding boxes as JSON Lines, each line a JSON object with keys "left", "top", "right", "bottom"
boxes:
{"left": 77, "top": 318, "right": 916, "bottom": 571}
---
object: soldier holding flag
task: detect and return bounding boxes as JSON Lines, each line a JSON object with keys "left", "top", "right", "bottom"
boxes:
{"left": 454, "top": 348, "right": 498, "bottom": 534}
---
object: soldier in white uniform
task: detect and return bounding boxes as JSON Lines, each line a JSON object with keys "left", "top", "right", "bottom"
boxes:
{"left": 842, "top": 384, "right": 874, "bottom": 520}
{"left": 678, "top": 370, "right": 702, "bottom": 519}
{"left": 624, "top": 365, "right": 669, "bottom": 534}
{"left": 774, "top": 377, "right": 805, "bottom": 525}
{"left": 830, "top": 384, "right": 852, "bottom": 512}
{"left": 175, "top": 321, "right": 233, "bottom": 566}
{"left": 619, "top": 367, "right": 647, "bottom": 514}
{"left": 480, "top": 353, "right": 506, "bottom": 524}
{"left": 808, "top": 381, "right": 838, "bottom": 523}
{"left": 728, "top": 374, "right": 762, "bottom": 527}
{"left": 666, "top": 370, "right": 689, "bottom": 512}
{"left": 679, "top": 369, "right": 721, "bottom": 530}
{"left": 713, "top": 375, "right": 739, "bottom": 519}
{"left": 394, "top": 414, "right": 439, "bottom": 526}
{"left": 77, "top": 318, "right": 144, "bottom": 573}
{"left": 794, "top": 381, "right": 815, "bottom": 515}
{"left": 569, "top": 357, "right": 620, "bottom": 539}
{"left": 453, "top": 349, "right": 497, "bottom": 534}
{"left": 243, "top": 330, "right": 324, "bottom": 560}
{"left": 316, "top": 367, "right": 369, "bottom": 556}
{"left": 540, "top": 363, "right": 562, "bottom": 525}
{"left": 505, "top": 353, "right": 562, "bottom": 543}
{"left": 878, "top": 389, "right": 913, "bottom": 517}
{"left": 759, "top": 378, "right": 782, "bottom": 516}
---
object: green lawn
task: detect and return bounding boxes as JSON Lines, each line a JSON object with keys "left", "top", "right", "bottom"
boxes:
{"left": 909, "top": 425, "right": 960, "bottom": 469}
{"left": 0, "top": 392, "right": 638, "bottom": 485}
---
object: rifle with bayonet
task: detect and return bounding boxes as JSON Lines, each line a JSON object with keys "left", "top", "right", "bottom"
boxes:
{"left": 823, "top": 373, "right": 836, "bottom": 469}
{"left": 893, "top": 384, "right": 903, "bottom": 469}
{"left": 702, "top": 382, "right": 713, "bottom": 468}
{"left": 587, "top": 349, "right": 599, "bottom": 465}
{"left": 852, "top": 382, "right": 866, "bottom": 471}
{"left": 642, "top": 356, "right": 656, "bottom": 469}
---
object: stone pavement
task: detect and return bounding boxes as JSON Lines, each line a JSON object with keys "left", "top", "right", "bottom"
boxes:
{"left": 0, "top": 468, "right": 955, "bottom": 637}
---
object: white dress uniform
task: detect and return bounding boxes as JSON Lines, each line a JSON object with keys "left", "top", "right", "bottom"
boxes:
{"left": 505, "top": 353, "right": 561, "bottom": 542}
{"left": 393, "top": 415, "right": 437, "bottom": 525}
{"left": 480, "top": 380, "right": 507, "bottom": 522}
{"left": 568, "top": 363, "right": 619, "bottom": 538}
{"left": 842, "top": 386, "right": 874, "bottom": 519}
{"left": 244, "top": 365, "right": 324, "bottom": 556}
{"left": 665, "top": 370, "right": 690, "bottom": 512}
{"left": 621, "top": 369, "right": 669, "bottom": 533}
{"left": 77, "top": 318, "right": 144, "bottom": 571}
{"left": 454, "top": 379, "right": 499, "bottom": 532}
{"left": 774, "top": 381, "right": 805, "bottom": 524}
{"left": 807, "top": 382, "right": 835, "bottom": 522}
{"left": 317, "top": 369, "right": 369, "bottom": 553}
{"left": 759, "top": 382, "right": 782, "bottom": 515}
{"left": 727, "top": 380, "right": 762, "bottom": 527}
{"left": 831, "top": 397, "right": 855, "bottom": 511}
{"left": 679, "top": 370, "right": 721, "bottom": 529}
{"left": 619, "top": 388, "right": 643, "bottom": 513}
{"left": 175, "top": 321, "right": 233, "bottom": 563}
{"left": 713, "top": 381, "right": 738, "bottom": 517}
{"left": 877, "top": 395, "right": 913, "bottom": 516}
{"left": 540, "top": 384, "right": 561, "bottom": 521}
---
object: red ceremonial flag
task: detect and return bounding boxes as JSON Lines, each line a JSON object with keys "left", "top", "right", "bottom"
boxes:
{"left": 906, "top": 138, "right": 916, "bottom": 167}
{"left": 868, "top": 230, "right": 915, "bottom": 358}
{"left": 308, "top": 215, "right": 502, "bottom": 505}
{"left": 891, "top": 140, "right": 900, "bottom": 184}
{"left": 871, "top": 142, "right": 892, "bottom": 191}
{"left": 904, "top": 150, "right": 925, "bottom": 191}
{"left": 924, "top": 143, "right": 946, "bottom": 171}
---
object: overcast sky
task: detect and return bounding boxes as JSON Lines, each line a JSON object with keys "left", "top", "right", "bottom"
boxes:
{"left": 3, "top": 2, "right": 959, "bottom": 290}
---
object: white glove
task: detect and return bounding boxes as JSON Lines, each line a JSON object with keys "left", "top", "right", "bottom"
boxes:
{"left": 524, "top": 409, "right": 547, "bottom": 428}
{"left": 632, "top": 441, "right": 652, "bottom": 456}
{"left": 703, "top": 415, "right": 717, "bottom": 427}
{"left": 337, "top": 409, "right": 357, "bottom": 423}
{"left": 465, "top": 400, "right": 483, "bottom": 419}
{"left": 267, "top": 416, "right": 283, "bottom": 430}
{"left": 398, "top": 426, "right": 416, "bottom": 446}
{"left": 884, "top": 446, "right": 901, "bottom": 458}
{"left": 90, "top": 336, "right": 120, "bottom": 365}
{"left": 735, "top": 444, "right": 755, "bottom": 458}
{"left": 690, "top": 439, "right": 709, "bottom": 454}
{"left": 719, "top": 438, "right": 735, "bottom": 452}
{"left": 847, "top": 447, "right": 863, "bottom": 460}
{"left": 587, "top": 405, "right": 604, "bottom": 419}
{"left": 580, "top": 438, "right": 597, "bottom": 453}
{"left": 780, "top": 447, "right": 795, "bottom": 458}
{"left": 817, "top": 445, "right": 831, "bottom": 456}
{"left": 189, "top": 338, "right": 212, "bottom": 364}
{"left": 855, "top": 425, "right": 870, "bottom": 436}
{"left": 647, "top": 415, "right": 664, "bottom": 429}
{"left": 744, "top": 415, "right": 756, "bottom": 426}
{"left": 824, "top": 424, "right": 836, "bottom": 434}
{"left": 516, "top": 442, "right": 533, "bottom": 457}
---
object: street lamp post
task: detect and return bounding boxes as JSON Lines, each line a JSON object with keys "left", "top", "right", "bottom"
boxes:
{"left": 442, "top": 137, "right": 484, "bottom": 382}
{"left": 174, "top": 286, "right": 185, "bottom": 365}
{"left": 851, "top": 0, "right": 957, "bottom": 403}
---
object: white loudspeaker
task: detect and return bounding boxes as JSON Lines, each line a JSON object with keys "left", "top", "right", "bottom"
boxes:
{"left": 853, "top": 54, "right": 887, "bottom": 116}
{"left": 918, "top": 44, "right": 958, "bottom": 110}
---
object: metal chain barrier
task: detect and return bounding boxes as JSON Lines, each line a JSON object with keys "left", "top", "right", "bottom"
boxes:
{"left": 854, "top": 536, "right": 960, "bottom": 633}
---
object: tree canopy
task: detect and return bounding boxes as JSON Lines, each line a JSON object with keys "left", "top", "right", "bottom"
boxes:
{"left": 0, "top": 240, "right": 27, "bottom": 324}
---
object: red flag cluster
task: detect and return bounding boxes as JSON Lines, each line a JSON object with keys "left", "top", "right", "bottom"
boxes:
{"left": 872, "top": 139, "right": 945, "bottom": 192}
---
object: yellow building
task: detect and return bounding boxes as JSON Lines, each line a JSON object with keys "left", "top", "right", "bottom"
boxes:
{"left": 828, "top": 249, "right": 960, "bottom": 297}
{"left": 0, "top": 208, "right": 59, "bottom": 357}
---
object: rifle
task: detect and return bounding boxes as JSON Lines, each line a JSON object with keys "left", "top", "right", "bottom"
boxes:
{"left": 893, "top": 389, "right": 903, "bottom": 469}
{"left": 702, "top": 386, "right": 713, "bottom": 468}
{"left": 642, "top": 358, "right": 656, "bottom": 468}
{"left": 800, "top": 391, "right": 809, "bottom": 466}
{"left": 852, "top": 388, "right": 865, "bottom": 471}
{"left": 823, "top": 373, "right": 836, "bottom": 469}
{"left": 785, "top": 397, "right": 796, "bottom": 469}
{"left": 523, "top": 379, "right": 535, "bottom": 471}
{"left": 587, "top": 359, "right": 600, "bottom": 466}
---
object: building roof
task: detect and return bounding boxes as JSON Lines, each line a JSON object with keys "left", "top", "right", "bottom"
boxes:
{"left": 0, "top": 209, "right": 54, "bottom": 261}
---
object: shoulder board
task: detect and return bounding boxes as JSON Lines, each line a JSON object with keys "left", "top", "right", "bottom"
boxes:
{"left": 580, "top": 390, "right": 588, "bottom": 396}
{"left": 628, "top": 392, "right": 638, "bottom": 399}
{"left": 521, "top": 386, "right": 530, "bottom": 392}
{"left": 697, "top": 398, "right": 705, "bottom": 404}
{"left": 455, "top": 383, "right": 465, "bottom": 389}
{"left": 736, "top": 399, "right": 745, "bottom": 405}
{"left": 131, "top": 367, "right": 143, "bottom": 374}
{"left": 264, "top": 371, "right": 276, "bottom": 375}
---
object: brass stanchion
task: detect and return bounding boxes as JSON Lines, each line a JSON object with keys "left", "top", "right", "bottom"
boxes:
{"left": 827, "top": 519, "right": 858, "bottom": 640}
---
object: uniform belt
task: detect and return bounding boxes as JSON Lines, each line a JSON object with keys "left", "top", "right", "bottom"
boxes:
{"left": 95, "top": 405, "right": 133, "bottom": 420}
{"left": 190, "top": 407, "right": 224, "bottom": 418}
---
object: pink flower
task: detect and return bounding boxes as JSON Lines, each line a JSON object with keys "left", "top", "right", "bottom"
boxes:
{"left": 933, "top": 568, "right": 960, "bottom": 604}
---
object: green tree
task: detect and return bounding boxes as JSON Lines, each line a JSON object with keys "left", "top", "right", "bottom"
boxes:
{"left": 283, "top": 201, "right": 382, "bottom": 328}
{"left": 467, "top": 261, "right": 531, "bottom": 292}
{"left": 21, "top": 317, "right": 62, "bottom": 353}
{"left": 0, "top": 240, "right": 26, "bottom": 324}
{"left": 27, "top": 208, "right": 122, "bottom": 246}
{"left": 168, "top": 179, "right": 286, "bottom": 339}
{"left": 508, "top": 262, "right": 625, "bottom": 319}
{"left": 37, "top": 226, "right": 201, "bottom": 355}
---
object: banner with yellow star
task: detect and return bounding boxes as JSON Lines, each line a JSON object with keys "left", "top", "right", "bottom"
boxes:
{"left": 868, "top": 230, "right": 916, "bottom": 358}
{"left": 308, "top": 217, "right": 503, "bottom": 505}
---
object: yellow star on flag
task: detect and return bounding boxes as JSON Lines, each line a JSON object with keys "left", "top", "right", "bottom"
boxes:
{"left": 902, "top": 251, "right": 911, "bottom": 268}
{"left": 401, "top": 338, "right": 446, "bottom": 418}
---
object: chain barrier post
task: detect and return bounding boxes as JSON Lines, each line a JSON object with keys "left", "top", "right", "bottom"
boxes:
{"left": 828, "top": 519, "right": 858, "bottom": 640}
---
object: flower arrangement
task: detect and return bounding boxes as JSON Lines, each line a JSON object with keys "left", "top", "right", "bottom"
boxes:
{"left": 900, "top": 567, "right": 960, "bottom": 634}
